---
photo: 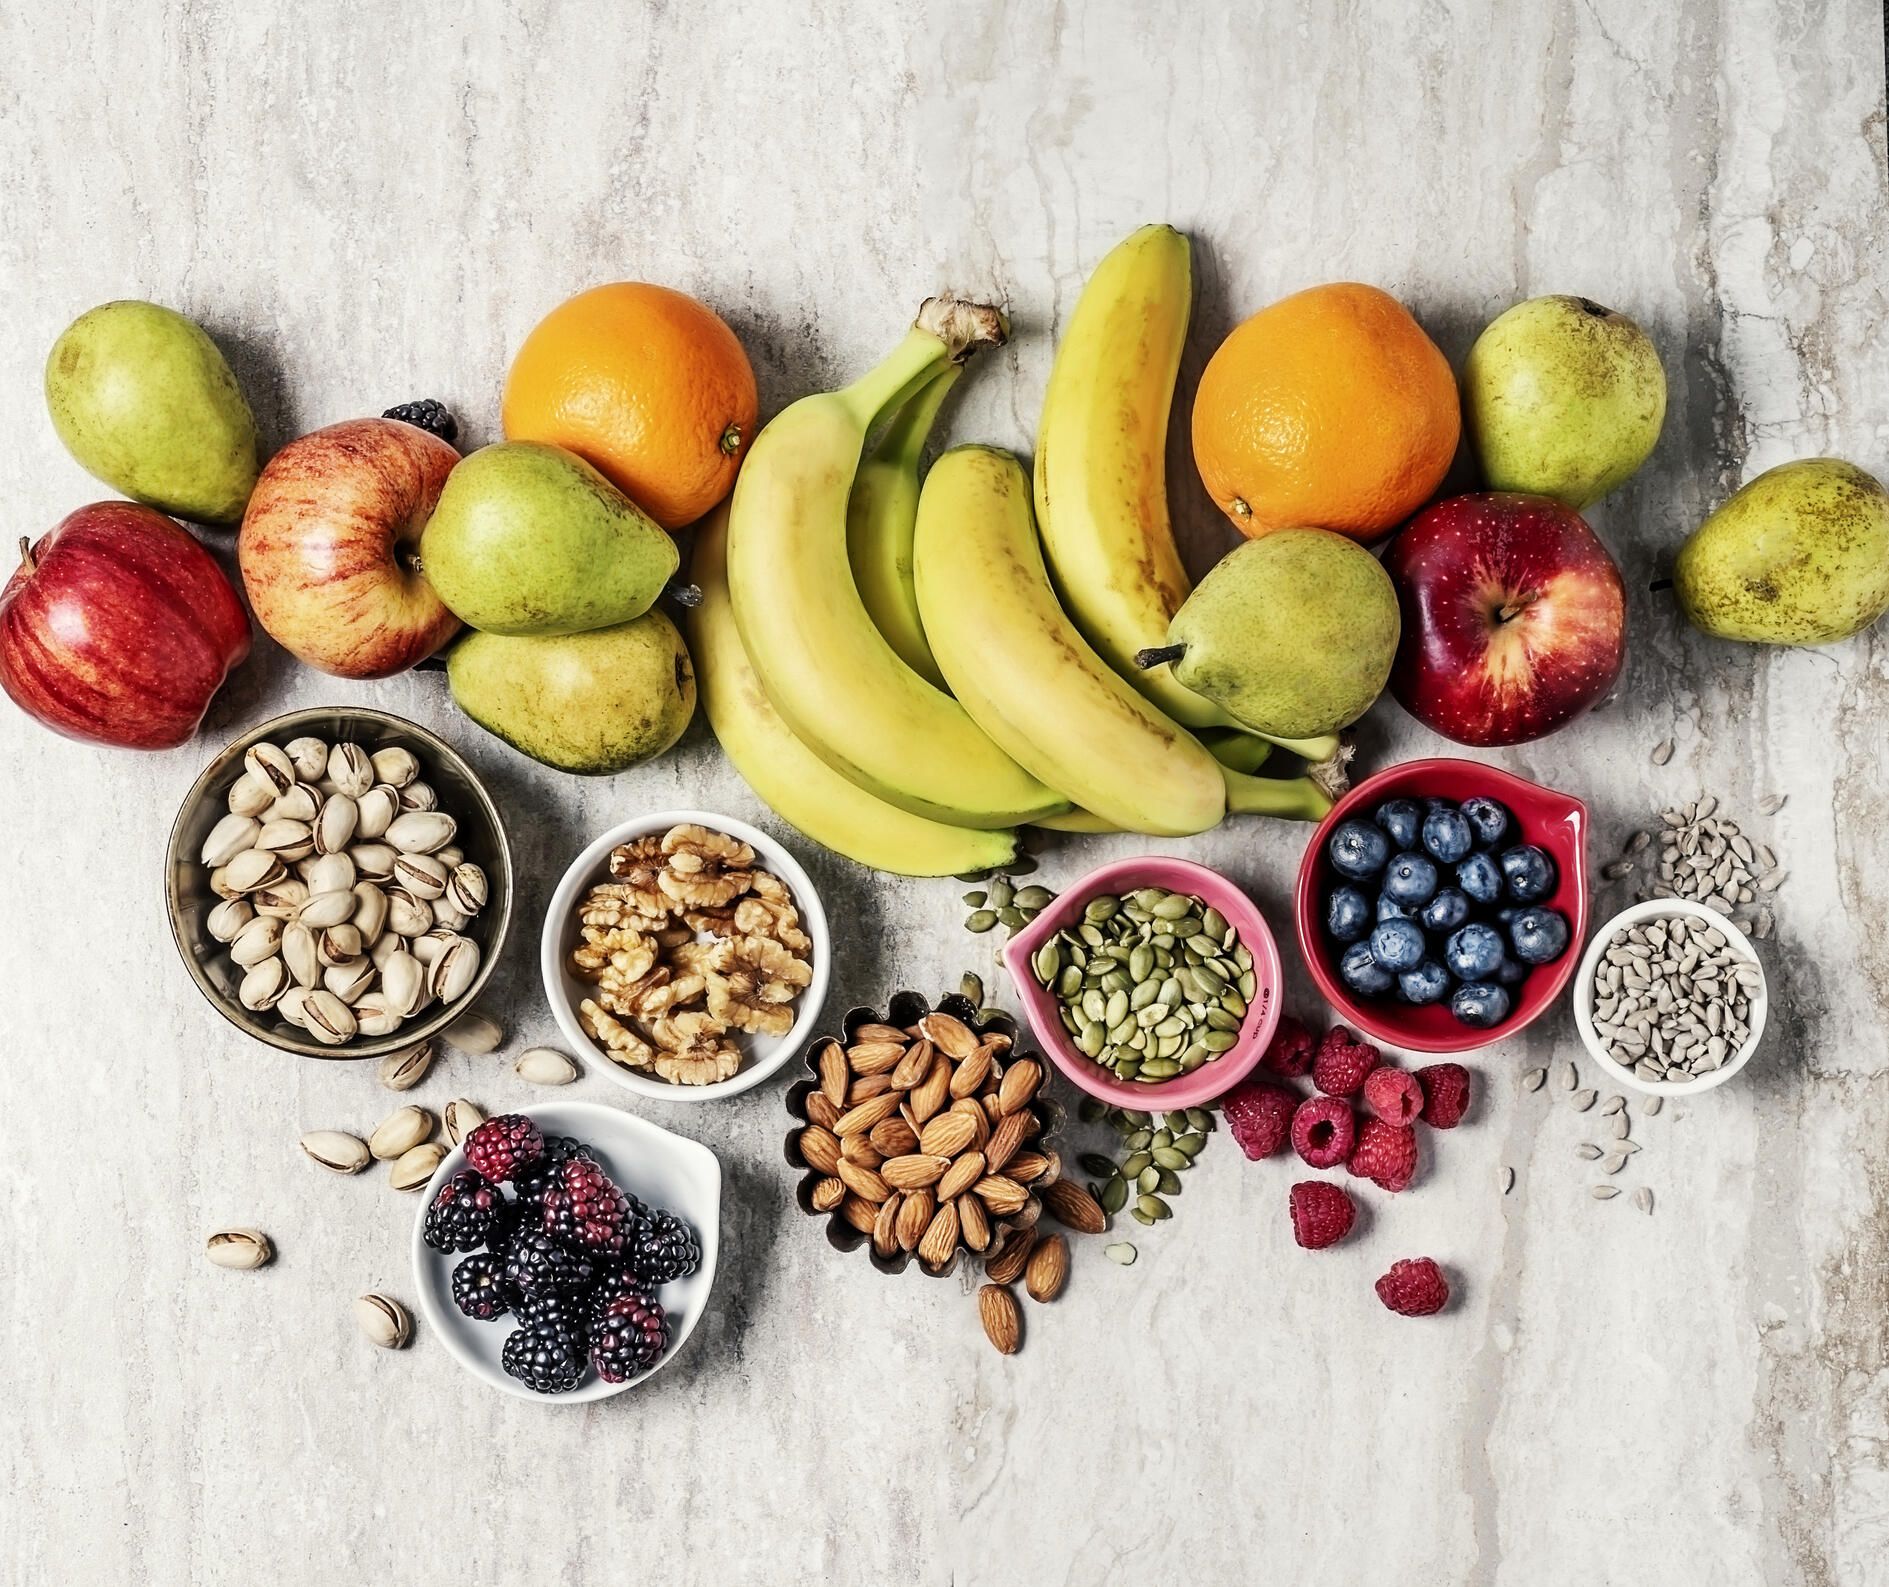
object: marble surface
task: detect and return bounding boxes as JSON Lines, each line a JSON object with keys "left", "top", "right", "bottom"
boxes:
{"left": 3, "top": 2, "right": 1887, "bottom": 1582}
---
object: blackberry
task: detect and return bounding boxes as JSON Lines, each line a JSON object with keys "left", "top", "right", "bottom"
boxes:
{"left": 501, "top": 1319, "right": 587, "bottom": 1394}
{"left": 485, "top": 1194, "right": 531, "bottom": 1255}
{"left": 465, "top": 1114, "right": 544, "bottom": 1185}
{"left": 450, "top": 1253, "right": 516, "bottom": 1321}
{"left": 516, "top": 1135, "right": 595, "bottom": 1206}
{"left": 629, "top": 1208, "right": 700, "bottom": 1285}
{"left": 541, "top": 1158, "right": 632, "bottom": 1258}
{"left": 587, "top": 1264, "right": 649, "bottom": 1320}
{"left": 501, "top": 1228, "right": 595, "bottom": 1296}
{"left": 514, "top": 1288, "right": 588, "bottom": 1334}
{"left": 381, "top": 399, "right": 459, "bottom": 445}
{"left": 590, "top": 1291, "right": 668, "bottom": 1383}
{"left": 422, "top": 1170, "right": 506, "bottom": 1254}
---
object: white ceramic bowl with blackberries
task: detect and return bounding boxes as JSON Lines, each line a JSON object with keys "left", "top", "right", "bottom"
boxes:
{"left": 411, "top": 1101, "right": 721, "bottom": 1403}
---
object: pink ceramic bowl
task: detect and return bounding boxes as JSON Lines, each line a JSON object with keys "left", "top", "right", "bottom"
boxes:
{"left": 1001, "top": 857, "right": 1282, "bottom": 1108}
{"left": 1294, "top": 759, "right": 1589, "bottom": 1054}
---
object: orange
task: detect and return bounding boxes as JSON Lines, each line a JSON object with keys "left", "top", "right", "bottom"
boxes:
{"left": 502, "top": 282, "right": 757, "bottom": 530}
{"left": 1191, "top": 282, "right": 1459, "bottom": 542}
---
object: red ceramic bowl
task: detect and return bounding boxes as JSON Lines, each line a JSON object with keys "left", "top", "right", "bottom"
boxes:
{"left": 1293, "top": 759, "right": 1588, "bottom": 1053}
{"left": 1001, "top": 856, "right": 1282, "bottom": 1107}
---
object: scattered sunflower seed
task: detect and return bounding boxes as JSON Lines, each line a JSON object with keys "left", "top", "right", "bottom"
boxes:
{"left": 1601, "top": 1095, "right": 1626, "bottom": 1115}
{"left": 1576, "top": 1143, "right": 1603, "bottom": 1160}
{"left": 1104, "top": 1242, "right": 1138, "bottom": 1265}
{"left": 1759, "top": 794, "right": 1787, "bottom": 815}
{"left": 1641, "top": 1095, "right": 1663, "bottom": 1116}
{"left": 1560, "top": 1062, "right": 1579, "bottom": 1092}
{"left": 1651, "top": 739, "right": 1675, "bottom": 765}
{"left": 1522, "top": 1068, "right": 1547, "bottom": 1092}
{"left": 1608, "top": 1114, "right": 1631, "bottom": 1140}
{"left": 1570, "top": 1089, "right": 1598, "bottom": 1112}
{"left": 1628, "top": 830, "right": 1652, "bottom": 855}
{"left": 1591, "top": 1186, "right": 1621, "bottom": 1200}
{"left": 1602, "top": 1151, "right": 1629, "bottom": 1174}
{"left": 1634, "top": 1187, "right": 1655, "bottom": 1214}
{"left": 1603, "top": 859, "right": 1635, "bottom": 881}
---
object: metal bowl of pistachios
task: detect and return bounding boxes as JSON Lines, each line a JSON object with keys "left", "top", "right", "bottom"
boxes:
{"left": 164, "top": 706, "right": 513, "bottom": 1059}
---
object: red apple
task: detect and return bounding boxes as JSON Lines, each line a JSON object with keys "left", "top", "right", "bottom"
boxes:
{"left": 1386, "top": 492, "right": 1625, "bottom": 746}
{"left": 238, "top": 417, "right": 460, "bottom": 678}
{"left": 0, "top": 501, "right": 250, "bottom": 749}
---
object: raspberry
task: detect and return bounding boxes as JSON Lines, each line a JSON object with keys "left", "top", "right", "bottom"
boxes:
{"left": 1375, "top": 1257, "right": 1450, "bottom": 1316}
{"left": 1312, "top": 1026, "right": 1381, "bottom": 1097}
{"left": 1416, "top": 1063, "right": 1472, "bottom": 1129}
{"left": 541, "top": 1158, "right": 633, "bottom": 1258}
{"left": 1288, "top": 1181, "right": 1355, "bottom": 1249}
{"left": 1348, "top": 1117, "right": 1419, "bottom": 1191}
{"left": 1223, "top": 1080, "right": 1297, "bottom": 1160}
{"left": 1290, "top": 1095, "right": 1355, "bottom": 1169}
{"left": 1258, "top": 1015, "right": 1316, "bottom": 1078}
{"left": 464, "top": 1114, "right": 545, "bottom": 1185}
{"left": 1362, "top": 1066, "right": 1424, "bottom": 1127}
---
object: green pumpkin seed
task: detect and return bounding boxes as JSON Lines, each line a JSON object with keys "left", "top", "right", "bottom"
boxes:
{"left": 1238, "top": 969, "right": 1257, "bottom": 999}
{"left": 1130, "top": 1206, "right": 1155, "bottom": 1226}
{"left": 1201, "top": 1029, "right": 1239, "bottom": 1054}
{"left": 1121, "top": 1109, "right": 1152, "bottom": 1127}
{"left": 1055, "top": 966, "right": 1080, "bottom": 1000}
{"left": 1079, "top": 923, "right": 1105, "bottom": 948}
{"left": 1205, "top": 1007, "right": 1240, "bottom": 1033}
{"left": 1179, "top": 1045, "right": 1208, "bottom": 1071}
{"left": 1174, "top": 1132, "right": 1207, "bottom": 1158}
{"left": 1078, "top": 1020, "right": 1106, "bottom": 1057}
{"left": 960, "top": 972, "right": 984, "bottom": 1005}
{"left": 975, "top": 1006, "right": 1006, "bottom": 1025}
{"left": 1152, "top": 1146, "right": 1189, "bottom": 1171}
{"left": 1158, "top": 979, "right": 1184, "bottom": 1009}
{"left": 1032, "top": 942, "right": 1062, "bottom": 982}
{"left": 1015, "top": 885, "right": 1055, "bottom": 910}
{"left": 1186, "top": 1108, "right": 1215, "bottom": 1133}
{"left": 1081, "top": 988, "right": 1105, "bottom": 1021}
{"left": 1102, "top": 988, "right": 1129, "bottom": 1027}
{"left": 1083, "top": 895, "right": 1119, "bottom": 923}
{"left": 1153, "top": 1016, "right": 1187, "bottom": 1040}
{"left": 962, "top": 890, "right": 988, "bottom": 907}
{"left": 998, "top": 906, "right": 1026, "bottom": 930}
{"left": 1100, "top": 970, "right": 1131, "bottom": 996}
{"left": 1202, "top": 906, "right": 1228, "bottom": 939}
{"left": 1233, "top": 944, "right": 1253, "bottom": 969}
{"left": 1115, "top": 1058, "right": 1142, "bottom": 1079}
{"left": 1122, "top": 1129, "right": 1152, "bottom": 1151}
{"left": 1100, "top": 1176, "right": 1130, "bottom": 1214}
{"left": 1140, "top": 1057, "right": 1181, "bottom": 1078}
{"left": 1129, "top": 977, "right": 1161, "bottom": 1012}
{"left": 1138, "top": 1194, "right": 1172, "bottom": 1220}
{"left": 1137, "top": 1165, "right": 1160, "bottom": 1194}
{"left": 987, "top": 878, "right": 1015, "bottom": 909}
{"left": 1121, "top": 1149, "right": 1153, "bottom": 1177}
{"left": 966, "top": 910, "right": 997, "bottom": 934}
{"left": 1078, "top": 1151, "right": 1117, "bottom": 1179}
{"left": 1078, "top": 1097, "right": 1104, "bottom": 1124}
{"left": 1220, "top": 990, "right": 1248, "bottom": 1018}
{"left": 1156, "top": 1167, "right": 1182, "bottom": 1194}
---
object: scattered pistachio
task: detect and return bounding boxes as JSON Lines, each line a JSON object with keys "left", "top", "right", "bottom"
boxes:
{"left": 354, "top": 1292, "right": 412, "bottom": 1349}
{"left": 299, "top": 1130, "right": 371, "bottom": 1175}
{"left": 443, "top": 1098, "right": 485, "bottom": 1148}
{"left": 367, "top": 1105, "right": 433, "bottom": 1161}
{"left": 205, "top": 1229, "right": 274, "bottom": 1270}
{"left": 388, "top": 1142, "right": 446, "bottom": 1191}
{"left": 515, "top": 1047, "right": 579, "bottom": 1086}
{"left": 442, "top": 1009, "right": 503, "bottom": 1054}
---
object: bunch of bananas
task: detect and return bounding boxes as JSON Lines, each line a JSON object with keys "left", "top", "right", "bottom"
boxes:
{"left": 689, "top": 231, "right": 1344, "bottom": 877}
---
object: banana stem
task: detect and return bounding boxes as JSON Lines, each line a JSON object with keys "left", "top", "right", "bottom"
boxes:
{"left": 1221, "top": 766, "right": 1336, "bottom": 823}
{"left": 840, "top": 328, "right": 954, "bottom": 432}
{"left": 1199, "top": 728, "right": 1273, "bottom": 775}
{"left": 879, "top": 364, "right": 961, "bottom": 464}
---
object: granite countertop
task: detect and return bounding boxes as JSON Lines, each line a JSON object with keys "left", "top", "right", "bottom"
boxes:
{"left": 4, "top": 3, "right": 1888, "bottom": 1583}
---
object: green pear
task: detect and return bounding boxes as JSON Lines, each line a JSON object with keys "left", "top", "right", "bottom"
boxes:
{"left": 44, "top": 300, "right": 259, "bottom": 524}
{"left": 1141, "top": 528, "right": 1399, "bottom": 737}
{"left": 420, "top": 442, "right": 679, "bottom": 635}
{"left": 1463, "top": 295, "right": 1665, "bottom": 509}
{"left": 447, "top": 610, "right": 696, "bottom": 774}
{"left": 1676, "top": 458, "right": 1889, "bottom": 645}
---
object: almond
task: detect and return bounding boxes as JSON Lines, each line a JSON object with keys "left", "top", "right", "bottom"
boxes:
{"left": 981, "top": 1092, "right": 1004, "bottom": 1122}
{"left": 797, "top": 1125, "right": 842, "bottom": 1175}
{"left": 1006, "top": 1149, "right": 1055, "bottom": 1184}
{"left": 984, "top": 1227, "right": 1037, "bottom": 1285}
{"left": 853, "top": 1022, "right": 907, "bottom": 1043}
{"left": 918, "top": 1111, "right": 976, "bottom": 1159}
{"left": 805, "top": 1091, "right": 840, "bottom": 1130}
{"left": 871, "top": 1193, "right": 901, "bottom": 1257}
{"left": 978, "top": 1284, "right": 1021, "bottom": 1354}
{"left": 984, "top": 1111, "right": 1030, "bottom": 1174}
{"left": 949, "top": 1043, "right": 993, "bottom": 1098}
{"left": 1042, "top": 1178, "right": 1107, "bottom": 1234}
{"left": 950, "top": 1095, "right": 992, "bottom": 1149}
{"left": 936, "top": 1149, "right": 986, "bottom": 1202}
{"left": 908, "top": 1055, "right": 951, "bottom": 1124}
{"left": 833, "top": 1091, "right": 902, "bottom": 1138}
{"left": 836, "top": 1158, "right": 891, "bottom": 1203}
{"left": 972, "top": 1175, "right": 1029, "bottom": 1217}
{"left": 889, "top": 1038, "right": 935, "bottom": 1090}
{"left": 839, "top": 1194, "right": 878, "bottom": 1235}
{"left": 839, "top": 1135, "right": 883, "bottom": 1169}
{"left": 895, "top": 1188, "right": 935, "bottom": 1251}
{"left": 868, "top": 1117, "right": 920, "bottom": 1157}
{"left": 997, "top": 1058, "right": 1042, "bottom": 1116}
{"left": 958, "top": 1191, "right": 992, "bottom": 1252}
{"left": 917, "top": 1200, "right": 960, "bottom": 1269}
{"left": 816, "top": 1039, "right": 847, "bottom": 1108}
{"left": 810, "top": 1175, "right": 845, "bottom": 1212}
{"left": 919, "top": 1011, "right": 978, "bottom": 1059}
{"left": 881, "top": 1153, "right": 951, "bottom": 1191}
{"left": 847, "top": 1072, "right": 892, "bottom": 1103}
{"left": 1024, "top": 1233, "right": 1069, "bottom": 1302}
{"left": 847, "top": 1039, "right": 907, "bottom": 1075}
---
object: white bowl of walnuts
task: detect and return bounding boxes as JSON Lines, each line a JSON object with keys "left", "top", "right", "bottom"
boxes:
{"left": 540, "top": 811, "right": 831, "bottom": 1103}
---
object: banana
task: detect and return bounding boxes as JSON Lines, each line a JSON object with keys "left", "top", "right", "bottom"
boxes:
{"left": 690, "top": 505, "right": 1017, "bottom": 877}
{"left": 847, "top": 364, "right": 958, "bottom": 689}
{"left": 1033, "top": 224, "right": 1343, "bottom": 767}
{"left": 915, "top": 445, "right": 1333, "bottom": 835}
{"left": 727, "top": 301, "right": 1068, "bottom": 829}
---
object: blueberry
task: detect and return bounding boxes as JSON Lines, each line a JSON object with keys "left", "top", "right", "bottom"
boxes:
{"left": 1492, "top": 955, "right": 1528, "bottom": 987}
{"left": 1509, "top": 906, "right": 1571, "bottom": 965}
{"left": 1444, "top": 922, "right": 1507, "bottom": 981}
{"left": 1376, "top": 893, "right": 1412, "bottom": 921}
{"left": 1450, "top": 982, "right": 1512, "bottom": 1028}
{"left": 1397, "top": 959, "right": 1452, "bottom": 1005}
{"left": 1369, "top": 918, "right": 1427, "bottom": 973}
{"left": 1417, "top": 887, "right": 1470, "bottom": 933}
{"left": 1328, "top": 819, "right": 1391, "bottom": 880}
{"left": 1456, "top": 851, "right": 1502, "bottom": 905}
{"left": 1499, "top": 844, "right": 1557, "bottom": 903}
{"left": 1339, "top": 940, "right": 1396, "bottom": 997}
{"left": 1461, "top": 795, "right": 1512, "bottom": 848}
{"left": 1420, "top": 806, "right": 1474, "bottom": 864}
{"left": 1325, "top": 886, "right": 1372, "bottom": 944}
{"left": 1381, "top": 851, "right": 1439, "bottom": 908}
{"left": 1373, "top": 798, "right": 1423, "bottom": 850}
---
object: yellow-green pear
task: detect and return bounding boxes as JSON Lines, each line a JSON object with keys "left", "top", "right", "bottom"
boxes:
{"left": 1676, "top": 458, "right": 1889, "bottom": 644}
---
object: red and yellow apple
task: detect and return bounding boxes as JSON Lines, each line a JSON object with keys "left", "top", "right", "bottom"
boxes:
{"left": 1386, "top": 493, "right": 1625, "bottom": 747}
{"left": 238, "top": 418, "right": 460, "bottom": 678}
{"left": 0, "top": 501, "right": 250, "bottom": 749}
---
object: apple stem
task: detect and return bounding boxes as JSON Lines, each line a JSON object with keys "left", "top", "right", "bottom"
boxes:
{"left": 1496, "top": 589, "right": 1541, "bottom": 624}
{"left": 1134, "top": 644, "right": 1187, "bottom": 671}
{"left": 16, "top": 537, "right": 34, "bottom": 577}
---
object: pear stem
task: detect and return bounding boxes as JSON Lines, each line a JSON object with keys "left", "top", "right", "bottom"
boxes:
{"left": 1135, "top": 644, "right": 1187, "bottom": 670}
{"left": 17, "top": 537, "right": 35, "bottom": 578}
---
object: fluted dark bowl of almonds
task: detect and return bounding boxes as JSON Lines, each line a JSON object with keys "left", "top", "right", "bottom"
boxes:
{"left": 164, "top": 706, "right": 513, "bottom": 1059}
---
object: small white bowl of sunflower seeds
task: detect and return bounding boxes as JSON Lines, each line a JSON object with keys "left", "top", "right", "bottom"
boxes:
{"left": 1572, "top": 898, "right": 1768, "bottom": 1096}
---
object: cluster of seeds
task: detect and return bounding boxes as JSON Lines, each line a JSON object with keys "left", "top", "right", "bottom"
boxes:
{"left": 1587, "top": 914, "right": 1761, "bottom": 1083}
{"left": 1074, "top": 1098, "right": 1216, "bottom": 1232}
{"left": 1520, "top": 1058, "right": 1661, "bottom": 1214}
{"left": 1030, "top": 889, "right": 1254, "bottom": 1084}
{"left": 1601, "top": 792, "right": 1785, "bottom": 940}
{"left": 962, "top": 875, "right": 1054, "bottom": 936}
